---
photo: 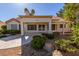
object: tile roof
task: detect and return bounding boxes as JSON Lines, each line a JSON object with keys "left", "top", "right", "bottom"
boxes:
{"left": 19, "top": 15, "right": 52, "bottom": 18}
{"left": 6, "top": 18, "right": 20, "bottom": 23}
{"left": 0, "top": 21, "right": 6, "bottom": 25}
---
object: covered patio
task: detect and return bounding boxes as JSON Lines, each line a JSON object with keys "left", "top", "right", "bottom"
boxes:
{"left": 20, "top": 22, "right": 71, "bottom": 35}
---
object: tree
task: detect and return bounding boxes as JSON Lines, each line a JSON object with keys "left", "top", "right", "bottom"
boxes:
{"left": 24, "top": 8, "right": 29, "bottom": 13}
{"left": 24, "top": 8, "right": 35, "bottom": 16}
{"left": 63, "top": 3, "right": 79, "bottom": 26}
{"left": 1, "top": 25, "right": 7, "bottom": 30}
{"left": 56, "top": 8, "right": 64, "bottom": 18}
{"left": 30, "top": 9, "right": 35, "bottom": 16}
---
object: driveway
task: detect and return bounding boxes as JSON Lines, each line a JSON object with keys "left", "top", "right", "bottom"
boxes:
{"left": 0, "top": 34, "right": 33, "bottom": 49}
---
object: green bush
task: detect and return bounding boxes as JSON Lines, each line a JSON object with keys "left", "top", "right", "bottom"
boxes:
{"left": 55, "top": 39, "right": 78, "bottom": 52}
{"left": 1, "top": 25, "right": 7, "bottom": 30}
{"left": 1, "top": 30, "right": 21, "bottom": 35}
{"left": 53, "top": 32, "right": 60, "bottom": 38}
{"left": 31, "top": 35, "right": 46, "bottom": 49}
{"left": 71, "top": 23, "right": 79, "bottom": 48}
{"left": 42, "top": 33, "right": 54, "bottom": 39}
{"left": 65, "top": 47, "right": 78, "bottom": 52}
{"left": 42, "top": 32, "right": 60, "bottom": 39}
{"left": 55, "top": 39, "right": 70, "bottom": 50}
{"left": 0, "top": 30, "right": 3, "bottom": 35}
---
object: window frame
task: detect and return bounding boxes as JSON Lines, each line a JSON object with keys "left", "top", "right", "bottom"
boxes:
{"left": 10, "top": 24, "right": 17, "bottom": 30}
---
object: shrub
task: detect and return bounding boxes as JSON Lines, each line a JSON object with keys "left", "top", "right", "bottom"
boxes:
{"left": 1, "top": 30, "right": 9, "bottom": 34}
{"left": 65, "top": 47, "right": 78, "bottom": 52}
{"left": 10, "top": 30, "right": 20, "bottom": 35}
{"left": 71, "top": 23, "right": 79, "bottom": 48}
{"left": 42, "top": 32, "right": 60, "bottom": 39}
{"left": 1, "top": 30, "right": 21, "bottom": 35}
{"left": 0, "top": 30, "right": 3, "bottom": 35}
{"left": 1, "top": 25, "right": 7, "bottom": 30}
{"left": 55, "top": 39, "right": 78, "bottom": 52}
{"left": 53, "top": 32, "right": 60, "bottom": 38}
{"left": 55, "top": 39, "right": 70, "bottom": 50}
{"left": 42, "top": 33, "right": 54, "bottom": 39}
{"left": 31, "top": 35, "right": 46, "bottom": 49}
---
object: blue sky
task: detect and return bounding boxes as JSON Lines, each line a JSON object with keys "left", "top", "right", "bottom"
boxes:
{"left": 0, "top": 3, "right": 64, "bottom": 21}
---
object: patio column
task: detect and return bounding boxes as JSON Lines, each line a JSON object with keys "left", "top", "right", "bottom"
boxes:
{"left": 24, "top": 23, "right": 27, "bottom": 33}
{"left": 37, "top": 24, "right": 39, "bottom": 32}
{"left": 49, "top": 20, "right": 52, "bottom": 33}
{"left": 63, "top": 23, "right": 65, "bottom": 35}
{"left": 45, "top": 25, "right": 47, "bottom": 31}
{"left": 21, "top": 22, "right": 24, "bottom": 35}
{"left": 57, "top": 23, "right": 59, "bottom": 32}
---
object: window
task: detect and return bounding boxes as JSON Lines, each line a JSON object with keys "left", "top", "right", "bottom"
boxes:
{"left": 39, "top": 25, "right": 45, "bottom": 31}
{"left": 60, "top": 24, "right": 63, "bottom": 28}
{"left": 27, "top": 25, "right": 36, "bottom": 30}
{"left": 52, "top": 24, "right": 56, "bottom": 30}
{"left": 11, "top": 24, "right": 17, "bottom": 30}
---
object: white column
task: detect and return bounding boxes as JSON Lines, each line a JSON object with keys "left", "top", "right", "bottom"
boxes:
{"left": 63, "top": 23, "right": 65, "bottom": 35}
{"left": 45, "top": 25, "right": 47, "bottom": 31}
{"left": 49, "top": 20, "right": 52, "bottom": 33}
{"left": 57, "top": 23, "right": 59, "bottom": 32}
{"left": 37, "top": 24, "right": 39, "bottom": 32}
{"left": 24, "top": 23, "right": 27, "bottom": 33}
{"left": 21, "top": 22, "right": 24, "bottom": 35}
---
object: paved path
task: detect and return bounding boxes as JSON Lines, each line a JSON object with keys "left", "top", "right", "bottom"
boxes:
{"left": 0, "top": 35, "right": 32, "bottom": 49}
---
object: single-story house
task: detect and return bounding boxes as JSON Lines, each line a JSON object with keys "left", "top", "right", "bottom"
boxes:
{"left": 6, "top": 10, "right": 71, "bottom": 35}
{"left": 0, "top": 21, "right": 6, "bottom": 30}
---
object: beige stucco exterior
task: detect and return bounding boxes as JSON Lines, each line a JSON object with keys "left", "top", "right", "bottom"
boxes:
{"left": 7, "top": 21, "right": 20, "bottom": 30}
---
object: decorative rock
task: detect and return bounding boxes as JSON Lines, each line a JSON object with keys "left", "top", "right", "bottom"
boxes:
{"left": 52, "top": 50, "right": 62, "bottom": 56}
{"left": 43, "top": 42, "right": 53, "bottom": 52}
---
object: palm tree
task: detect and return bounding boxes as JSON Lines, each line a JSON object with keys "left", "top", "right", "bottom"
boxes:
{"left": 24, "top": 8, "right": 30, "bottom": 14}
{"left": 30, "top": 9, "right": 35, "bottom": 16}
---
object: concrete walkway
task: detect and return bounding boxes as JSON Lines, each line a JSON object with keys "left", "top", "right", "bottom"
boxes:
{"left": 0, "top": 35, "right": 32, "bottom": 49}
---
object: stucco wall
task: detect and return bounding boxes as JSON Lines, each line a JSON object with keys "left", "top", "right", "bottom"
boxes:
{"left": 7, "top": 21, "right": 20, "bottom": 30}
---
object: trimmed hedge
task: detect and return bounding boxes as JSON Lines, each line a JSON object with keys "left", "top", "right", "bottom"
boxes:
{"left": 0, "top": 30, "right": 3, "bottom": 35}
{"left": 1, "top": 30, "right": 21, "bottom": 35}
{"left": 31, "top": 35, "right": 46, "bottom": 49}
{"left": 42, "top": 32, "right": 60, "bottom": 39}
{"left": 42, "top": 33, "right": 54, "bottom": 39}
{"left": 53, "top": 32, "right": 60, "bottom": 37}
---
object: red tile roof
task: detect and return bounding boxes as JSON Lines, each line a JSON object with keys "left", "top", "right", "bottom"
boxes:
{"left": 0, "top": 21, "right": 6, "bottom": 25}
{"left": 6, "top": 18, "right": 20, "bottom": 23}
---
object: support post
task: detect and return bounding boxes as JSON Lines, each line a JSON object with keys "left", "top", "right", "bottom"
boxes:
{"left": 37, "top": 24, "right": 39, "bottom": 32}
{"left": 63, "top": 23, "right": 65, "bottom": 35}
{"left": 49, "top": 20, "right": 52, "bottom": 33}
{"left": 21, "top": 22, "right": 24, "bottom": 35}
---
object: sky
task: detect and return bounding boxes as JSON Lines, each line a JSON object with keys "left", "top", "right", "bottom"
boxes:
{"left": 0, "top": 3, "right": 64, "bottom": 21}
